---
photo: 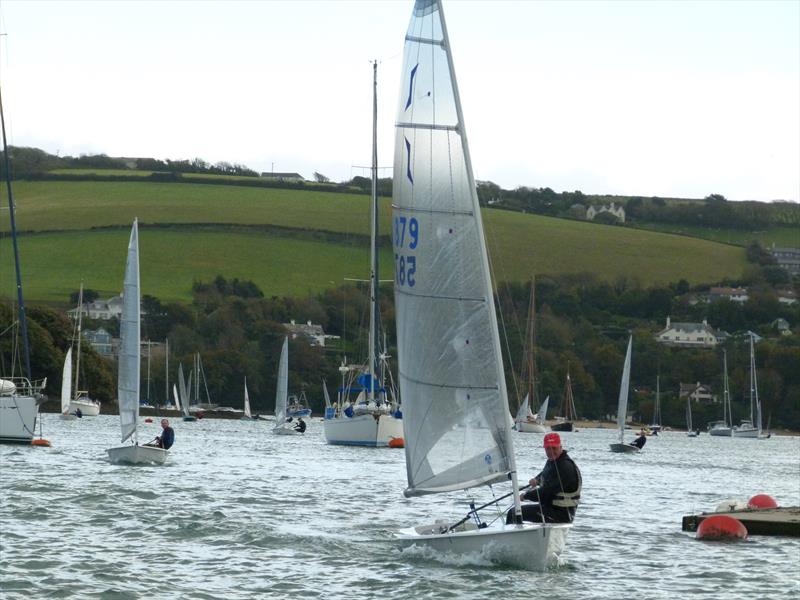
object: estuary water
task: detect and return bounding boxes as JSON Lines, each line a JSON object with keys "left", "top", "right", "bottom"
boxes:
{"left": 1, "top": 416, "right": 798, "bottom": 599}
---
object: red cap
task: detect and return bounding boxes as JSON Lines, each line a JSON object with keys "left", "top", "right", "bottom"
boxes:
{"left": 543, "top": 432, "right": 561, "bottom": 448}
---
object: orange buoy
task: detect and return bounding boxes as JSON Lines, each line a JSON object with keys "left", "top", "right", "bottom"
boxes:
{"left": 31, "top": 438, "right": 52, "bottom": 447}
{"left": 748, "top": 494, "right": 778, "bottom": 509}
{"left": 388, "top": 437, "right": 405, "bottom": 448}
{"left": 696, "top": 515, "right": 748, "bottom": 540}
{"left": 144, "top": 418, "right": 154, "bottom": 423}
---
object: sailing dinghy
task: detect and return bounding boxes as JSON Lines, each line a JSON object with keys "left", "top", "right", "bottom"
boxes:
{"left": 392, "top": 0, "right": 570, "bottom": 570}
{"left": 609, "top": 336, "right": 638, "bottom": 453}
{"left": 272, "top": 337, "right": 300, "bottom": 435}
{"left": 241, "top": 377, "right": 254, "bottom": 420}
{"left": 106, "top": 220, "right": 168, "bottom": 465}
{"left": 59, "top": 348, "right": 77, "bottom": 420}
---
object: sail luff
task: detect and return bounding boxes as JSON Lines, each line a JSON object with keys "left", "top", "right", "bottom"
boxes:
{"left": 616, "top": 336, "right": 633, "bottom": 444}
{"left": 118, "top": 219, "right": 140, "bottom": 443}
{"left": 274, "top": 337, "right": 289, "bottom": 426}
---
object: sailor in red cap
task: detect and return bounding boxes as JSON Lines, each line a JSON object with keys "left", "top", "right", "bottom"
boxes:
{"left": 506, "top": 431, "right": 582, "bottom": 524}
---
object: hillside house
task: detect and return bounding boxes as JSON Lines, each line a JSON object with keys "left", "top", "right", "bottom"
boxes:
{"left": 68, "top": 295, "right": 124, "bottom": 321}
{"left": 83, "top": 328, "right": 113, "bottom": 356}
{"left": 260, "top": 172, "right": 305, "bottom": 182}
{"left": 679, "top": 382, "right": 716, "bottom": 403}
{"left": 769, "top": 245, "right": 800, "bottom": 275}
{"left": 655, "top": 317, "right": 727, "bottom": 348}
{"left": 778, "top": 290, "right": 798, "bottom": 306}
{"left": 284, "top": 320, "right": 326, "bottom": 347}
{"left": 709, "top": 286, "right": 749, "bottom": 304}
{"left": 772, "top": 318, "right": 792, "bottom": 336}
{"left": 586, "top": 202, "right": 626, "bottom": 223}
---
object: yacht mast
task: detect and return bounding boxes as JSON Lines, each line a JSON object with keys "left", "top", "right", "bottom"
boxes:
{"left": 368, "top": 60, "right": 379, "bottom": 403}
{"left": 73, "top": 282, "right": 84, "bottom": 399}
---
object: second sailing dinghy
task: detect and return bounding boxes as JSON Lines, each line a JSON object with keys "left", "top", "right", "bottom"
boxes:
{"left": 106, "top": 220, "right": 168, "bottom": 465}
{"left": 609, "top": 336, "right": 637, "bottom": 453}
{"left": 272, "top": 337, "right": 300, "bottom": 435}
{"left": 392, "top": 0, "right": 570, "bottom": 569}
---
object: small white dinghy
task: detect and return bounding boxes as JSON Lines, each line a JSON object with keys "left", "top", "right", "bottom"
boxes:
{"left": 391, "top": 0, "right": 569, "bottom": 570}
{"left": 272, "top": 337, "right": 300, "bottom": 435}
{"left": 609, "top": 336, "right": 639, "bottom": 453}
{"left": 106, "top": 220, "right": 168, "bottom": 465}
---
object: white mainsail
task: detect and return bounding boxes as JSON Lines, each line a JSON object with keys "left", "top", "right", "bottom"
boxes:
{"left": 393, "top": 0, "right": 517, "bottom": 498}
{"left": 537, "top": 395, "right": 550, "bottom": 423}
{"left": 118, "top": 219, "right": 141, "bottom": 443}
{"left": 273, "top": 337, "right": 289, "bottom": 427}
{"left": 243, "top": 377, "right": 252, "bottom": 419}
{"left": 515, "top": 395, "right": 531, "bottom": 424}
{"left": 61, "top": 347, "right": 73, "bottom": 414}
{"left": 172, "top": 383, "right": 181, "bottom": 412}
{"left": 615, "top": 336, "right": 633, "bottom": 444}
{"left": 178, "top": 363, "right": 191, "bottom": 418}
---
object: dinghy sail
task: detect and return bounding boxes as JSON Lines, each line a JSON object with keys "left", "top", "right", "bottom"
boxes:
{"left": 609, "top": 336, "right": 637, "bottom": 453}
{"left": 272, "top": 337, "right": 298, "bottom": 435}
{"left": 106, "top": 220, "right": 167, "bottom": 464}
{"left": 392, "top": 0, "right": 569, "bottom": 569}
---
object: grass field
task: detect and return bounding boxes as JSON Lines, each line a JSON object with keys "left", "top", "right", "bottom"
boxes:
{"left": 0, "top": 180, "right": 750, "bottom": 303}
{"left": 0, "top": 230, "right": 387, "bottom": 304}
{"left": 633, "top": 222, "right": 798, "bottom": 248}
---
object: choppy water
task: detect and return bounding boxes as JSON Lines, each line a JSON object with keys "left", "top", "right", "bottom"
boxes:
{"left": 1, "top": 416, "right": 799, "bottom": 599}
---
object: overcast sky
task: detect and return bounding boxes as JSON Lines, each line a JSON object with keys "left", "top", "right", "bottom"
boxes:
{"left": 1, "top": 0, "right": 797, "bottom": 201}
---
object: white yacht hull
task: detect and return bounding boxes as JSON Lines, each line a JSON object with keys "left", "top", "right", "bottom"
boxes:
{"left": 324, "top": 413, "right": 403, "bottom": 447}
{"left": 396, "top": 521, "right": 571, "bottom": 571}
{"left": 69, "top": 399, "right": 100, "bottom": 416}
{"left": 516, "top": 421, "right": 548, "bottom": 433}
{"left": 709, "top": 427, "right": 733, "bottom": 437}
{"left": 107, "top": 444, "right": 168, "bottom": 465}
{"left": 609, "top": 443, "right": 640, "bottom": 453}
{"left": 0, "top": 395, "right": 39, "bottom": 443}
{"left": 732, "top": 427, "right": 761, "bottom": 438}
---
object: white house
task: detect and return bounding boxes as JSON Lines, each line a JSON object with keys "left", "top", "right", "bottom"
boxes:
{"left": 284, "top": 320, "right": 326, "bottom": 347}
{"left": 83, "top": 328, "right": 113, "bottom": 356}
{"left": 679, "top": 382, "right": 716, "bottom": 403}
{"left": 709, "top": 286, "right": 749, "bottom": 304}
{"left": 586, "top": 202, "right": 626, "bottom": 223}
{"left": 260, "top": 172, "right": 305, "bottom": 182}
{"left": 68, "top": 295, "right": 124, "bottom": 321}
{"left": 655, "top": 316, "right": 726, "bottom": 348}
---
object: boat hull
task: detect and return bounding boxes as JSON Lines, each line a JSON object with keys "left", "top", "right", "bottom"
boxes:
{"left": 709, "top": 427, "right": 733, "bottom": 437}
{"left": 609, "top": 443, "right": 640, "bottom": 453}
{"left": 516, "top": 421, "right": 548, "bottom": 433}
{"left": 732, "top": 427, "right": 763, "bottom": 439}
{"left": 273, "top": 425, "right": 301, "bottom": 435}
{"left": 107, "top": 444, "right": 168, "bottom": 465}
{"left": 324, "top": 413, "right": 403, "bottom": 447}
{"left": 69, "top": 399, "right": 100, "bottom": 416}
{"left": 550, "top": 421, "right": 573, "bottom": 432}
{"left": 396, "top": 521, "right": 571, "bottom": 571}
{"left": 0, "top": 395, "right": 39, "bottom": 443}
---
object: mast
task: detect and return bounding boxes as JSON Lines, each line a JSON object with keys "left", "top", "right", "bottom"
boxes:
{"left": 165, "top": 338, "right": 169, "bottom": 407}
{"left": 73, "top": 282, "right": 84, "bottom": 399}
{"left": 751, "top": 333, "right": 761, "bottom": 434}
{"left": 654, "top": 374, "right": 660, "bottom": 426}
{"left": 749, "top": 334, "right": 755, "bottom": 425}
{"left": 525, "top": 276, "right": 536, "bottom": 410}
{"left": 368, "top": 59, "right": 379, "bottom": 404}
{"left": 0, "top": 82, "right": 32, "bottom": 381}
{"left": 723, "top": 349, "right": 730, "bottom": 427}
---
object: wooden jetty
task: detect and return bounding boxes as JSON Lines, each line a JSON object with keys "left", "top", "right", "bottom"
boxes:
{"left": 682, "top": 507, "right": 800, "bottom": 537}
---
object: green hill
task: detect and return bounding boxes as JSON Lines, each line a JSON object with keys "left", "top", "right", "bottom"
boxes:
{"left": 1, "top": 180, "right": 748, "bottom": 304}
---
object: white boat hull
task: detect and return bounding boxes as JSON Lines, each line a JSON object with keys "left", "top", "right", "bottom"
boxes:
{"left": 396, "top": 521, "right": 571, "bottom": 571}
{"left": 0, "top": 395, "right": 39, "bottom": 443}
{"left": 69, "top": 399, "right": 100, "bottom": 416}
{"left": 273, "top": 425, "right": 300, "bottom": 435}
{"left": 732, "top": 427, "right": 762, "bottom": 438}
{"left": 709, "top": 427, "right": 733, "bottom": 437}
{"left": 107, "top": 444, "right": 168, "bottom": 465}
{"left": 324, "top": 413, "right": 403, "bottom": 447}
{"left": 609, "top": 442, "right": 640, "bottom": 453}
{"left": 516, "top": 421, "right": 548, "bottom": 433}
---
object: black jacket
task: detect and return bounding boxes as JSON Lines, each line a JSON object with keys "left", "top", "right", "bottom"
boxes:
{"left": 523, "top": 450, "right": 582, "bottom": 522}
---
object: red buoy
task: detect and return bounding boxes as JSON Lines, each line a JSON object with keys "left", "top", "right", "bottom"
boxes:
{"left": 31, "top": 438, "right": 52, "bottom": 447}
{"left": 696, "top": 515, "right": 748, "bottom": 540}
{"left": 388, "top": 437, "right": 405, "bottom": 448}
{"left": 748, "top": 494, "right": 778, "bottom": 509}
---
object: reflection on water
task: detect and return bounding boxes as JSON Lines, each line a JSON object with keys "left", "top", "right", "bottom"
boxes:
{"left": 1, "top": 416, "right": 798, "bottom": 599}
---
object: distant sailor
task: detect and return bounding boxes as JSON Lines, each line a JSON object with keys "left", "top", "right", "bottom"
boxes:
{"left": 631, "top": 431, "right": 647, "bottom": 449}
{"left": 294, "top": 417, "right": 306, "bottom": 434}
{"left": 507, "top": 432, "right": 581, "bottom": 524}
{"left": 155, "top": 418, "right": 175, "bottom": 450}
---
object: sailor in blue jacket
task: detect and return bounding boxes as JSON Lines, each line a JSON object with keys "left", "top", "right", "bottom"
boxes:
{"left": 156, "top": 419, "right": 175, "bottom": 450}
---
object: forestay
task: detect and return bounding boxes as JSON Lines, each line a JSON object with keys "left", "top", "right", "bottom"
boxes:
{"left": 393, "top": 0, "right": 516, "bottom": 497}
{"left": 118, "top": 220, "right": 140, "bottom": 443}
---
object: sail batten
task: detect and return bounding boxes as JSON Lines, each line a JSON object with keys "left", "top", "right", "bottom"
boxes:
{"left": 394, "top": 0, "right": 516, "bottom": 497}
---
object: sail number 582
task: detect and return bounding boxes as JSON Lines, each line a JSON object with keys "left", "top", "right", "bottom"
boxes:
{"left": 394, "top": 216, "right": 419, "bottom": 288}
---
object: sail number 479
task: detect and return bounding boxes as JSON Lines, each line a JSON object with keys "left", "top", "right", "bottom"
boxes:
{"left": 394, "top": 216, "right": 418, "bottom": 288}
